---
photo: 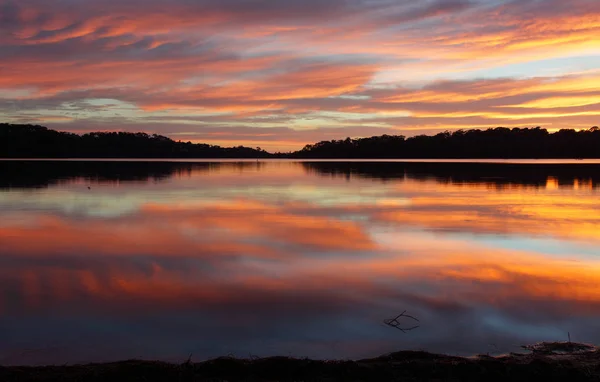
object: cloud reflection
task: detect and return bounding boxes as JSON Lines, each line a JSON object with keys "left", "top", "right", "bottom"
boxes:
{"left": 1, "top": 161, "right": 600, "bottom": 365}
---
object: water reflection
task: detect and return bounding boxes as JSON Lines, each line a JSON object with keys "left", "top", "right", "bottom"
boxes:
{"left": 0, "top": 160, "right": 599, "bottom": 365}
{"left": 303, "top": 161, "right": 600, "bottom": 189}
{"left": 2, "top": 160, "right": 600, "bottom": 189}
{"left": 0, "top": 161, "right": 264, "bottom": 189}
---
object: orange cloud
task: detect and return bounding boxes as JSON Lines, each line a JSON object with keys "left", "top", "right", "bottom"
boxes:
{"left": 3, "top": 0, "right": 600, "bottom": 150}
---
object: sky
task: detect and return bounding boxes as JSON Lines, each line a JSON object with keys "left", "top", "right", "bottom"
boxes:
{"left": 1, "top": 0, "right": 600, "bottom": 151}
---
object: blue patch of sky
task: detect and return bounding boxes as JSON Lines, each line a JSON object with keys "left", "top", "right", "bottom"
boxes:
{"left": 450, "top": 55, "right": 600, "bottom": 81}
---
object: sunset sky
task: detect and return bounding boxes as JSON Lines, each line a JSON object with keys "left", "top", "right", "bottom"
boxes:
{"left": 2, "top": 0, "right": 600, "bottom": 151}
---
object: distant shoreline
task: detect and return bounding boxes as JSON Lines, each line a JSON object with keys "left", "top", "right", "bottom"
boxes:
{"left": 2, "top": 123, "right": 600, "bottom": 160}
{"left": 2, "top": 158, "right": 600, "bottom": 164}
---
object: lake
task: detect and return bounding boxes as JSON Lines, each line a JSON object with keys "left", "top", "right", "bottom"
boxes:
{"left": 1, "top": 160, "right": 599, "bottom": 365}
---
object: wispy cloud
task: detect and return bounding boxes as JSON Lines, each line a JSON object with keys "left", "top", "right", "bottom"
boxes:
{"left": 1, "top": 0, "right": 600, "bottom": 149}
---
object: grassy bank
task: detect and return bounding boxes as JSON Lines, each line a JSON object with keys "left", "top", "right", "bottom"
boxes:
{"left": 2, "top": 343, "right": 600, "bottom": 381}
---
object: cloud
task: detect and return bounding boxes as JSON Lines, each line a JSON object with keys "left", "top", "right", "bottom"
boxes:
{"left": 1, "top": 0, "right": 600, "bottom": 149}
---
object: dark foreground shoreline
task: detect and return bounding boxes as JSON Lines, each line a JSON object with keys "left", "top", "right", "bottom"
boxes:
{"left": 3, "top": 345, "right": 600, "bottom": 382}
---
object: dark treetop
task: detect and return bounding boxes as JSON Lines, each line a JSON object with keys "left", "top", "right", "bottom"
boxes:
{"left": 293, "top": 126, "right": 600, "bottom": 158}
{"left": 1, "top": 123, "right": 600, "bottom": 158}
{"left": 0, "top": 124, "right": 270, "bottom": 158}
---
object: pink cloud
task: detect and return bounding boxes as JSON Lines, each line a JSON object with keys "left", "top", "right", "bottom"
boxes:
{"left": 2, "top": 0, "right": 600, "bottom": 150}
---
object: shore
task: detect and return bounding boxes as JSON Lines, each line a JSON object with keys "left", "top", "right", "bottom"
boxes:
{"left": 2, "top": 342, "right": 600, "bottom": 381}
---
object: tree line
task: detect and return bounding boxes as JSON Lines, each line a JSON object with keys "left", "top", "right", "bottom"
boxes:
{"left": 293, "top": 126, "right": 600, "bottom": 158}
{"left": 2, "top": 123, "right": 600, "bottom": 158}
{"left": 0, "top": 124, "right": 270, "bottom": 158}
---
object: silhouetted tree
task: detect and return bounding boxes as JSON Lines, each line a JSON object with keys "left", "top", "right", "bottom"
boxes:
{"left": 292, "top": 126, "right": 600, "bottom": 159}
{"left": 0, "top": 124, "right": 271, "bottom": 158}
{"left": 2, "top": 124, "right": 600, "bottom": 159}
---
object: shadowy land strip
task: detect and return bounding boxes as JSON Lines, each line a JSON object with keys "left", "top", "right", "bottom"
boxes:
{"left": 2, "top": 343, "right": 600, "bottom": 382}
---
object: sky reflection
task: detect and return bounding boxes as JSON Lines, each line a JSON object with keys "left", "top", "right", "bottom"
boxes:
{"left": 0, "top": 161, "right": 600, "bottom": 365}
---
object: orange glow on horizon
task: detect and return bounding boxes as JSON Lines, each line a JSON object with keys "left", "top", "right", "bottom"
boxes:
{"left": 2, "top": 0, "right": 600, "bottom": 150}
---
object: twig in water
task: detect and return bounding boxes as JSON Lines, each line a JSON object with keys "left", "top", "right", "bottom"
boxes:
{"left": 384, "top": 310, "right": 420, "bottom": 333}
{"left": 183, "top": 353, "right": 193, "bottom": 366}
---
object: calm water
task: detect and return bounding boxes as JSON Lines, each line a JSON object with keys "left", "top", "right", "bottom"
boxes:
{"left": 1, "top": 160, "right": 600, "bottom": 365}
